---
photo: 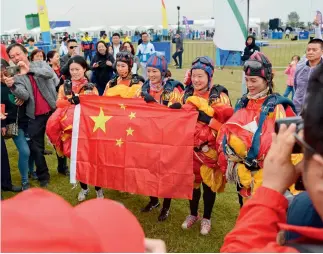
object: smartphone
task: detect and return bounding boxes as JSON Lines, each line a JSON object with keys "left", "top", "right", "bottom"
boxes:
{"left": 6, "top": 66, "right": 20, "bottom": 77}
{"left": 0, "top": 104, "right": 5, "bottom": 114}
{"left": 275, "top": 116, "right": 303, "bottom": 154}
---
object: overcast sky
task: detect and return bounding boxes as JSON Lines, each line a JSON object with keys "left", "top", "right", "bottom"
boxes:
{"left": 1, "top": 0, "right": 321, "bottom": 31}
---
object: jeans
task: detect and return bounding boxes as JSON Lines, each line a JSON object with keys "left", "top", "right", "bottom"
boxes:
{"left": 283, "top": 85, "right": 295, "bottom": 100}
{"left": 27, "top": 113, "right": 51, "bottom": 182}
{"left": 84, "top": 50, "right": 92, "bottom": 62}
{"left": 172, "top": 50, "right": 183, "bottom": 68}
{"left": 12, "top": 128, "right": 30, "bottom": 184}
{"left": 1, "top": 136, "right": 13, "bottom": 190}
{"left": 189, "top": 182, "right": 216, "bottom": 220}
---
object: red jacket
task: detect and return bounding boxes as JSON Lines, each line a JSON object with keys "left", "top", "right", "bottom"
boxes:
{"left": 221, "top": 187, "right": 323, "bottom": 253}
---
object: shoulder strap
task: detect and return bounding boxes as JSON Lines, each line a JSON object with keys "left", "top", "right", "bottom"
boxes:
{"left": 234, "top": 95, "right": 249, "bottom": 112}
{"left": 164, "top": 79, "right": 184, "bottom": 92}
{"left": 209, "top": 84, "right": 231, "bottom": 105}
{"left": 109, "top": 75, "right": 119, "bottom": 88}
{"left": 141, "top": 80, "right": 150, "bottom": 96}
{"left": 130, "top": 74, "right": 144, "bottom": 86}
{"left": 287, "top": 243, "right": 323, "bottom": 253}
{"left": 183, "top": 85, "right": 194, "bottom": 103}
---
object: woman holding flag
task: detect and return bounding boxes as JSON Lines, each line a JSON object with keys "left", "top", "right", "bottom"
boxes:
{"left": 180, "top": 56, "right": 233, "bottom": 235}
{"left": 140, "top": 54, "right": 184, "bottom": 221}
{"left": 53, "top": 55, "right": 103, "bottom": 202}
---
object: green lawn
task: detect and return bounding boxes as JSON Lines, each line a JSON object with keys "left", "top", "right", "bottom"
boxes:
{"left": 3, "top": 40, "right": 304, "bottom": 252}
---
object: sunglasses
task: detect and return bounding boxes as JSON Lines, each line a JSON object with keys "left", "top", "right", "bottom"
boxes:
{"left": 192, "top": 57, "right": 214, "bottom": 71}
{"left": 69, "top": 46, "right": 78, "bottom": 49}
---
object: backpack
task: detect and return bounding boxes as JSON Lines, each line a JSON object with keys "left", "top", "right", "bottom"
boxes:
{"left": 183, "top": 84, "right": 231, "bottom": 105}
{"left": 109, "top": 74, "right": 144, "bottom": 88}
{"left": 141, "top": 79, "right": 184, "bottom": 106}
{"left": 223, "top": 93, "right": 296, "bottom": 169}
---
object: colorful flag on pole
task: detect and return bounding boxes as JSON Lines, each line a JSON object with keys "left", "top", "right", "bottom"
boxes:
{"left": 183, "top": 16, "right": 190, "bottom": 35}
{"left": 161, "top": 0, "right": 168, "bottom": 36}
{"left": 316, "top": 10, "right": 323, "bottom": 26}
{"left": 69, "top": 96, "right": 197, "bottom": 199}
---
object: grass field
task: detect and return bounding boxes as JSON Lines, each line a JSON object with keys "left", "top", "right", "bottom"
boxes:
{"left": 2, "top": 40, "right": 305, "bottom": 252}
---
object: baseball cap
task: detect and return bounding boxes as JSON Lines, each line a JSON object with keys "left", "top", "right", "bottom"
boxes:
{"left": 1, "top": 188, "right": 145, "bottom": 252}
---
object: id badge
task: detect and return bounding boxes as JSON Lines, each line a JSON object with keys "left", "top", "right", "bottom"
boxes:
{"left": 142, "top": 54, "right": 147, "bottom": 62}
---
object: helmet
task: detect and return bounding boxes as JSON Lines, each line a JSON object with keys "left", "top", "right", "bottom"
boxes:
{"left": 146, "top": 54, "right": 168, "bottom": 77}
{"left": 115, "top": 51, "right": 134, "bottom": 69}
{"left": 244, "top": 52, "right": 273, "bottom": 87}
{"left": 191, "top": 56, "right": 215, "bottom": 86}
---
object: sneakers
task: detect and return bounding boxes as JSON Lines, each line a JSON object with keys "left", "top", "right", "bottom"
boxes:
{"left": 200, "top": 218, "right": 211, "bottom": 235}
{"left": 28, "top": 172, "right": 38, "bottom": 180}
{"left": 22, "top": 182, "right": 30, "bottom": 191}
{"left": 96, "top": 189, "right": 104, "bottom": 199}
{"left": 158, "top": 208, "right": 170, "bottom": 222}
{"left": 141, "top": 201, "right": 160, "bottom": 212}
{"left": 78, "top": 188, "right": 89, "bottom": 202}
{"left": 181, "top": 215, "right": 199, "bottom": 229}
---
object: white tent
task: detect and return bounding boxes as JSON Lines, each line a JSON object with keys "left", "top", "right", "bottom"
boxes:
{"left": 126, "top": 25, "right": 139, "bottom": 31}
{"left": 109, "top": 26, "right": 122, "bottom": 31}
{"left": 3, "top": 28, "right": 21, "bottom": 35}
{"left": 203, "top": 20, "right": 215, "bottom": 28}
{"left": 79, "top": 26, "right": 105, "bottom": 32}
{"left": 52, "top": 27, "right": 69, "bottom": 32}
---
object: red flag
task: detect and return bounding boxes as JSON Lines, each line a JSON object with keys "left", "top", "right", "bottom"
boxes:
{"left": 70, "top": 96, "right": 197, "bottom": 199}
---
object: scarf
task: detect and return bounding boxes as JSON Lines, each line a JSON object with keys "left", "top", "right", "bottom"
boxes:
{"left": 247, "top": 87, "right": 269, "bottom": 100}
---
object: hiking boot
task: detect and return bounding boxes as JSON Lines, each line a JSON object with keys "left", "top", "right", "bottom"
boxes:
{"left": 96, "top": 189, "right": 104, "bottom": 199}
{"left": 200, "top": 218, "right": 211, "bottom": 235}
{"left": 58, "top": 169, "right": 70, "bottom": 176}
{"left": 141, "top": 201, "right": 160, "bottom": 212}
{"left": 78, "top": 188, "right": 89, "bottom": 202}
{"left": 181, "top": 215, "right": 199, "bottom": 229}
{"left": 158, "top": 208, "right": 170, "bottom": 222}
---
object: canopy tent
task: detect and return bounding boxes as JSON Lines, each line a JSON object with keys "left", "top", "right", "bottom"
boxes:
{"left": 203, "top": 19, "right": 215, "bottom": 28}
{"left": 52, "top": 27, "right": 69, "bottom": 32}
{"left": 78, "top": 26, "right": 105, "bottom": 32}
{"left": 29, "top": 27, "right": 41, "bottom": 34}
{"left": 109, "top": 26, "right": 123, "bottom": 31}
{"left": 3, "top": 28, "right": 21, "bottom": 35}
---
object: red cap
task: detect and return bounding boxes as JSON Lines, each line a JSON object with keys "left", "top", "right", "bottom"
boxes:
{"left": 1, "top": 188, "right": 145, "bottom": 252}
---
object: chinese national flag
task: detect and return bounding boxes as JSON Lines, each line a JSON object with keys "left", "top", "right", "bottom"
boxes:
{"left": 70, "top": 96, "right": 197, "bottom": 199}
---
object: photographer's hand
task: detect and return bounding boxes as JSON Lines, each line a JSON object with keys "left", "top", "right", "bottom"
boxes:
{"left": 263, "top": 124, "right": 301, "bottom": 194}
{"left": 3, "top": 76, "right": 14, "bottom": 88}
{"left": 17, "top": 61, "right": 29, "bottom": 75}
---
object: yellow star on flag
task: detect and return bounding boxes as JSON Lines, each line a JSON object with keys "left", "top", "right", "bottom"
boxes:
{"left": 116, "top": 138, "right": 124, "bottom": 147}
{"left": 90, "top": 107, "right": 112, "bottom": 133}
{"left": 126, "top": 127, "right": 134, "bottom": 136}
{"left": 119, "top": 104, "right": 126, "bottom": 110}
{"left": 129, "top": 112, "right": 136, "bottom": 120}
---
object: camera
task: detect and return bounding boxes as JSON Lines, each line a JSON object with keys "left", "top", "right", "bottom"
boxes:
{"left": 274, "top": 116, "right": 303, "bottom": 154}
{"left": 6, "top": 66, "right": 20, "bottom": 76}
{"left": 275, "top": 116, "right": 305, "bottom": 191}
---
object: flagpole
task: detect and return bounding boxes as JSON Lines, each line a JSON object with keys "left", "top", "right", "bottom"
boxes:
{"left": 247, "top": 0, "right": 250, "bottom": 35}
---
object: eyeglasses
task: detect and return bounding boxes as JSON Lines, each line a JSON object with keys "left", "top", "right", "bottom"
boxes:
{"left": 192, "top": 57, "right": 214, "bottom": 71}
{"left": 69, "top": 46, "right": 78, "bottom": 49}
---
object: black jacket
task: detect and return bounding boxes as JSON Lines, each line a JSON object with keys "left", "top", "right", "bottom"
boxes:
{"left": 1, "top": 83, "right": 28, "bottom": 130}
{"left": 90, "top": 53, "right": 115, "bottom": 90}
{"left": 241, "top": 36, "right": 260, "bottom": 62}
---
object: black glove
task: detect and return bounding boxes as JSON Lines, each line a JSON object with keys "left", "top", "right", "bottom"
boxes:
{"left": 197, "top": 110, "right": 211, "bottom": 124}
{"left": 169, "top": 103, "right": 182, "bottom": 109}
{"left": 144, "top": 94, "right": 157, "bottom": 103}
{"left": 68, "top": 91, "right": 80, "bottom": 105}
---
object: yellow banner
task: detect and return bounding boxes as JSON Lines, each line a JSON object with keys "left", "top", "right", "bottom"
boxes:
{"left": 161, "top": 0, "right": 168, "bottom": 29}
{"left": 37, "top": 0, "right": 50, "bottom": 32}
